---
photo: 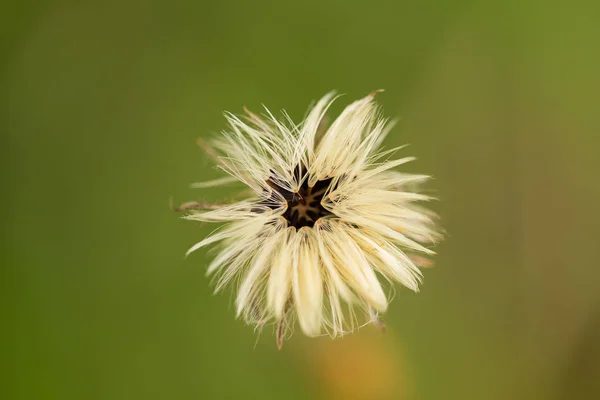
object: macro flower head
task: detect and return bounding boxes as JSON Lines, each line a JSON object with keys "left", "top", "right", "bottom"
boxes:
{"left": 179, "top": 91, "right": 442, "bottom": 348}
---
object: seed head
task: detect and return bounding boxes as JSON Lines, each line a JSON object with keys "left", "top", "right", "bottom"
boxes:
{"left": 182, "top": 92, "right": 442, "bottom": 347}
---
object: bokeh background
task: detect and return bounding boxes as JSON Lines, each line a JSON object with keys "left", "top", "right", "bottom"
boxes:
{"left": 2, "top": 0, "right": 599, "bottom": 399}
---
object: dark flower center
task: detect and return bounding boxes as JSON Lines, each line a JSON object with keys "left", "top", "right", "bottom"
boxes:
{"left": 265, "top": 164, "right": 334, "bottom": 229}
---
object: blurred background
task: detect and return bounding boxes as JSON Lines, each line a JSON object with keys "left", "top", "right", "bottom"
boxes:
{"left": 2, "top": 0, "right": 599, "bottom": 399}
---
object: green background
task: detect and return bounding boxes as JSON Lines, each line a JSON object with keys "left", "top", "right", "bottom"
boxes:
{"left": 2, "top": 0, "right": 599, "bottom": 399}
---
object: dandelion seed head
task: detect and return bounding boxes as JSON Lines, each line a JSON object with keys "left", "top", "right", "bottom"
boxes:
{"left": 182, "top": 91, "right": 442, "bottom": 346}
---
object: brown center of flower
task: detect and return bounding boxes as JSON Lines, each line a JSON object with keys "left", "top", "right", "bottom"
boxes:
{"left": 265, "top": 165, "right": 334, "bottom": 229}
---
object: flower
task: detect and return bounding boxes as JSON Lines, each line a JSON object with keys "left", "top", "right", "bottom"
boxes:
{"left": 181, "top": 91, "right": 441, "bottom": 348}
